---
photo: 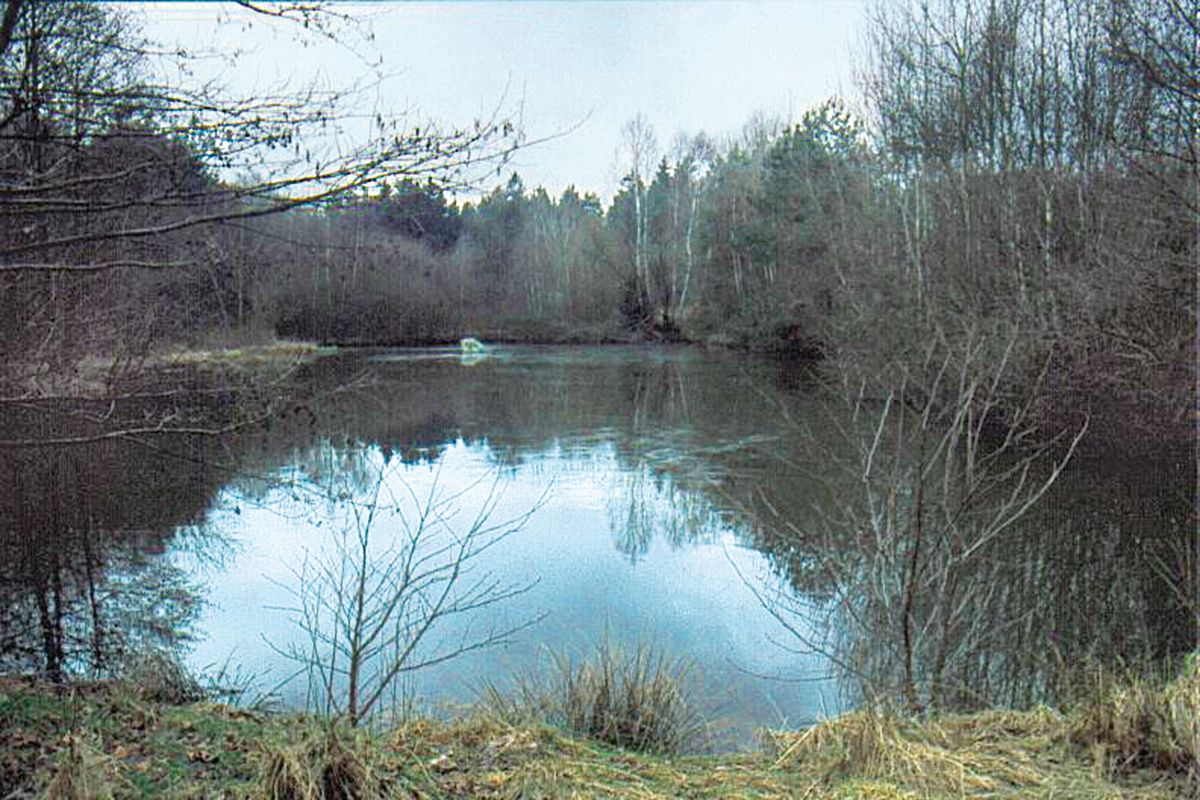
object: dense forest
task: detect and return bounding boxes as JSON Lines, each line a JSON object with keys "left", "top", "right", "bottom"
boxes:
{"left": 1, "top": 1, "right": 1193, "bottom": 439}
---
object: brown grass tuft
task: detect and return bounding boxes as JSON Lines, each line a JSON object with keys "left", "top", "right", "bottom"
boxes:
{"left": 1072, "top": 656, "right": 1200, "bottom": 775}
{"left": 46, "top": 735, "right": 113, "bottom": 800}
{"left": 318, "top": 726, "right": 371, "bottom": 800}
{"left": 118, "top": 647, "right": 204, "bottom": 705}
{"left": 481, "top": 637, "right": 709, "bottom": 754}
{"left": 261, "top": 723, "right": 374, "bottom": 800}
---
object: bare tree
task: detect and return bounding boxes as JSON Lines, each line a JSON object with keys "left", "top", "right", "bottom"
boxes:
{"left": 741, "top": 322, "right": 1088, "bottom": 711}
{"left": 0, "top": 1, "right": 524, "bottom": 382}
{"left": 271, "top": 459, "right": 544, "bottom": 726}
{"left": 668, "top": 133, "right": 715, "bottom": 321}
{"left": 0, "top": 2, "right": 522, "bottom": 265}
{"left": 617, "top": 114, "right": 658, "bottom": 326}
{"left": 1108, "top": 0, "right": 1199, "bottom": 176}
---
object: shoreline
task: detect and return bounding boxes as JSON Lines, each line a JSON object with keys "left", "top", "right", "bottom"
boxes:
{"left": 2, "top": 675, "right": 1192, "bottom": 799}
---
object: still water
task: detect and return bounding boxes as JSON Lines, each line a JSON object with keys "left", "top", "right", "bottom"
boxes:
{"left": 176, "top": 346, "right": 839, "bottom": 742}
{"left": 0, "top": 345, "right": 1191, "bottom": 746}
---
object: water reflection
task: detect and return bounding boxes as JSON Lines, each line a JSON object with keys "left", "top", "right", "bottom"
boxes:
{"left": 0, "top": 424, "right": 227, "bottom": 679}
{"left": 182, "top": 437, "right": 836, "bottom": 741}
{"left": 734, "top": 398, "right": 1196, "bottom": 712}
{"left": 0, "top": 346, "right": 1190, "bottom": 745}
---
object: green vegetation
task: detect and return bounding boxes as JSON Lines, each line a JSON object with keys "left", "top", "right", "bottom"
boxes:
{"left": 2, "top": 668, "right": 1196, "bottom": 799}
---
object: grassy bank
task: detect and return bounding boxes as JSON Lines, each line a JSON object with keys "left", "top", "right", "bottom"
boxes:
{"left": 148, "top": 340, "right": 332, "bottom": 368}
{"left": 1, "top": 676, "right": 1193, "bottom": 799}
{"left": 4, "top": 340, "right": 333, "bottom": 400}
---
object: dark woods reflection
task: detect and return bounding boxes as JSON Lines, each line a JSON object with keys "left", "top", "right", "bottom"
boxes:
{"left": 607, "top": 465, "right": 730, "bottom": 562}
{"left": 0, "top": 420, "right": 226, "bottom": 680}
{"left": 1, "top": 348, "right": 1191, "bottom": 718}
{"left": 250, "top": 349, "right": 1199, "bottom": 711}
{"left": 738, "top": 414, "right": 1196, "bottom": 713}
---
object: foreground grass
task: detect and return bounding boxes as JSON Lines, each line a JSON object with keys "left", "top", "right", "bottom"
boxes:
{"left": 1, "top": 677, "right": 1193, "bottom": 799}
{"left": 481, "top": 638, "right": 708, "bottom": 756}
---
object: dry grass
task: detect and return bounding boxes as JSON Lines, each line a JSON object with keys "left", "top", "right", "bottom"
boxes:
{"left": 2, "top": 337, "right": 326, "bottom": 399}
{"left": 764, "top": 700, "right": 1191, "bottom": 798}
{"left": 481, "top": 639, "right": 709, "bottom": 754}
{"left": 154, "top": 339, "right": 324, "bottom": 367}
{"left": 1072, "top": 655, "right": 1200, "bottom": 777}
{"left": 263, "top": 744, "right": 320, "bottom": 800}
{"left": 45, "top": 735, "right": 114, "bottom": 800}
{"left": 4, "top": 666, "right": 1198, "bottom": 799}
{"left": 764, "top": 709, "right": 1047, "bottom": 794}
{"left": 262, "top": 723, "right": 374, "bottom": 800}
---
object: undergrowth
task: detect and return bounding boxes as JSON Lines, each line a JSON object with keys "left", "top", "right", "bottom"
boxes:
{"left": 1071, "top": 654, "right": 1200, "bottom": 776}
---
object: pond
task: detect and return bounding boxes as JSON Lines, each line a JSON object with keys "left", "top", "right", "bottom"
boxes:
{"left": 179, "top": 346, "right": 840, "bottom": 745}
{"left": 0, "top": 345, "right": 1192, "bottom": 748}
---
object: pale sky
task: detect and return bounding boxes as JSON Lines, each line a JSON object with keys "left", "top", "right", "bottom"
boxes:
{"left": 134, "top": 1, "right": 869, "bottom": 201}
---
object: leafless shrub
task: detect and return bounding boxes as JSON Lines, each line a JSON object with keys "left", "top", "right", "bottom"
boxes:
{"left": 740, "top": 322, "right": 1088, "bottom": 711}
{"left": 271, "top": 459, "right": 544, "bottom": 726}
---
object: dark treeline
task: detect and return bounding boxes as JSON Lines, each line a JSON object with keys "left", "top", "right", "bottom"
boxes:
{"left": 1, "top": 1, "right": 1192, "bottom": 441}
